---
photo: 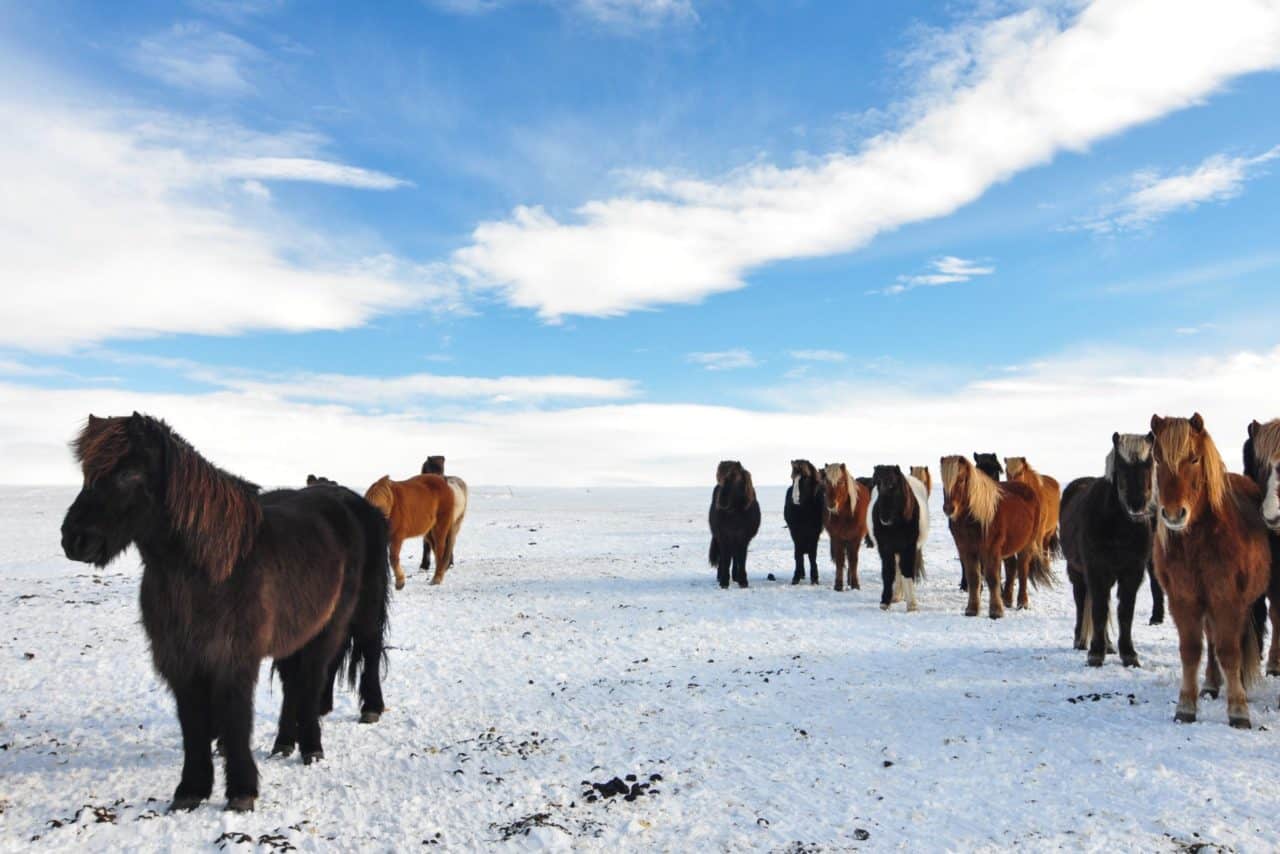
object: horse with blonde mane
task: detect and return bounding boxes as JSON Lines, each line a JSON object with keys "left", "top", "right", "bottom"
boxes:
{"left": 940, "top": 456, "right": 1045, "bottom": 619}
{"left": 1151, "top": 413, "right": 1269, "bottom": 728}
{"left": 1242, "top": 418, "right": 1280, "bottom": 675}
{"left": 418, "top": 456, "right": 469, "bottom": 574}
{"left": 365, "top": 474, "right": 456, "bottom": 589}
{"left": 820, "top": 462, "right": 871, "bottom": 592}
{"left": 909, "top": 466, "right": 932, "bottom": 498}
{"left": 1004, "top": 456, "right": 1061, "bottom": 597}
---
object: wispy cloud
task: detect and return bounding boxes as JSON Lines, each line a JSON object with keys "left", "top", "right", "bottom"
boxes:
{"left": 874, "top": 256, "right": 994, "bottom": 296}
{"left": 789, "top": 349, "right": 847, "bottom": 362}
{"left": 218, "top": 157, "right": 410, "bottom": 190}
{"left": 131, "top": 22, "right": 262, "bottom": 95}
{"left": 427, "top": 0, "right": 695, "bottom": 28}
{"left": 1081, "top": 146, "right": 1280, "bottom": 233}
{"left": 452, "top": 1, "right": 1280, "bottom": 320}
{"left": 686, "top": 349, "right": 758, "bottom": 371}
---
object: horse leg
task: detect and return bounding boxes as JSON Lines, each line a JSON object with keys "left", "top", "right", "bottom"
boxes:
{"left": 848, "top": 542, "right": 861, "bottom": 591}
{"left": 429, "top": 525, "right": 452, "bottom": 585}
{"left": 1016, "top": 552, "right": 1031, "bottom": 610}
{"left": 1168, "top": 598, "right": 1203, "bottom": 722}
{"left": 1203, "top": 635, "right": 1223, "bottom": 700}
{"left": 984, "top": 552, "right": 1004, "bottom": 620}
{"left": 733, "top": 543, "right": 749, "bottom": 588}
{"left": 1267, "top": 595, "right": 1280, "bottom": 677}
{"left": 809, "top": 540, "right": 819, "bottom": 585}
{"left": 1211, "top": 613, "right": 1252, "bottom": 729}
{"left": 717, "top": 548, "right": 731, "bottom": 589}
{"left": 1116, "top": 570, "right": 1141, "bottom": 667}
{"left": 295, "top": 636, "right": 339, "bottom": 765}
{"left": 900, "top": 546, "right": 919, "bottom": 613}
{"left": 390, "top": 537, "right": 406, "bottom": 590}
{"left": 1086, "top": 573, "right": 1111, "bottom": 667}
{"left": 1147, "top": 560, "right": 1164, "bottom": 625}
{"left": 169, "top": 674, "right": 214, "bottom": 811}
{"left": 964, "top": 554, "right": 981, "bottom": 617}
{"left": 214, "top": 668, "right": 260, "bottom": 812}
{"left": 878, "top": 543, "right": 895, "bottom": 611}
{"left": 794, "top": 540, "right": 807, "bottom": 586}
{"left": 1000, "top": 557, "right": 1015, "bottom": 609}
{"left": 270, "top": 655, "right": 300, "bottom": 758}
{"left": 419, "top": 532, "right": 432, "bottom": 571}
{"left": 1069, "top": 565, "right": 1087, "bottom": 650}
{"left": 354, "top": 628, "right": 386, "bottom": 723}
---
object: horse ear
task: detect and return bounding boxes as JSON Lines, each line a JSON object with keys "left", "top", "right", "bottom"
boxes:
{"left": 1190, "top": 412, "right": 1205, "bottom": 432}
{"left": 1249, "top": 420, "right": 1261, "bottom": 439}
{"left": 1150, "top": 414, "right": 1164, "bottom": 432}
{"left": 1112, "top": 432, "right": 1120, "bottom": 449}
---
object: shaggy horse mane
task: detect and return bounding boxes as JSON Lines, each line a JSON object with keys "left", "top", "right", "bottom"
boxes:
{"left": 74, "top": 414, "right": 261, "bottom": 583}
{"left": 1246, "top": 419, "right": 1280, "bottom": 480}
{"left": 1152, "top": 415, "right": 1230, "bottom": 517}
{"left": 873, "top": 465, "right": 916, "bottom": 523}
{"left": 792, "top": 459, "right": 819, "bottom": 481}
{"left": 1105, "top": 433, "right": 1152, "bottom": 480}
{"left": 940, "top": 455, "right": 1000, "bottom": 530}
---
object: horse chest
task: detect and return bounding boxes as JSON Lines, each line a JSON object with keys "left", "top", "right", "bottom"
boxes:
{"left": 139, "top": 566, "right": 264, "bottom": 676}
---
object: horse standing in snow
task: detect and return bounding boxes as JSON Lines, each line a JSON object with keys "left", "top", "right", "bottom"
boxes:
{"left": 1004, "top": 456, "right": 1061, "bottom": 602}
{"left": 940, "top": 456, "right": 1044, "bottom": 619}
{"left": 418, "top": 456, "right": 469, "bottom": 574}
{"left": 1150, "top": 414, "right": 1269, "bottom": 727}
{"left": 868, "top": 466, "right": 929, "bottom": 611}
{"left": 708, "top": 460, "right": 761, "bottom": 589}
{"left": 820, "top": 462, "right": 871, "bottom": 591}
{"left": 909, "top": 466, "right": 932, "bottom": 497}
{"left": 1241, "top": 418, "right": 1280, "bottom": 675}
{"left": 365, "top": 474, "right": 457, "bottom": 589}
{"left": 1061, "top": 433, "right": 1156, "bottom": 667}
{"left": 973, "top": 452, "right": 1003, "bottom": 481}
{"left": 784, "top": 459, "right": 825, "bottom": 585}
{"left": 61, "top": 414, "right": 390, "bottom": 812}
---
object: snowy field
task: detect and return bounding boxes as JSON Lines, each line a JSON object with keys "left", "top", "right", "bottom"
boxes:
{"left": 3, "top": 483, "right": 1280, "bottom": 852}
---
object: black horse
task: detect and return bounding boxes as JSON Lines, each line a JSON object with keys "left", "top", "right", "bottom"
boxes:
{"left": 1061, "top": 432, "right": 1155, "bottom": 667}
{"left": 708, "top": 460, "right": 761, "bottom": 589}
{"left": 869, "top": 465, "right": 927, "bottom": 611}
{"left": 784, "top": 459, "right": 825, "bottom": 585}
{"left": 61, "top": 414, "right": 390, "bottom": 812}
{"left": 1242, "top": 419, "right": 1280, "bottom": 675}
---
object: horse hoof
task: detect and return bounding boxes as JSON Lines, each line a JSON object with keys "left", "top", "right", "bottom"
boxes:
{"left": 359, "top": 711, "right": 381, "bottom": 724}
{"left": 834, "top": 585, "right": 843, "bottom": 592}
{"left": 988, "top": 612, "right": 1004, "bottom": 621}
{"left": 168, "top": 794, "right": 205, "bottom": 813}
{"left": 791, "top": 577, "right": 802, "bottom": 586}
{"left": 1200, "top": 688, "right": 1219, "bottom": 700}
{"left": 1149, "top": 615, "right": 1163, "bottom": 626}
{"left": 1073, "top": 641, "right": 1087, "bottom": 651}
{"left": 718, "top": 583, "right": 729, "bottom": 590}
{"left": 964, "top": 608, "right": 978, "bottom": 617}
{"left": 1121, "top": 655, "right": 1141, "bottom": 668}
{"left": 394, "top": 578, "right": 405, "bottom": 591}
{"left": 851, "top": 583, "right": 860, "bottom": 590}
{"left": 270, "top": 742, "right": 295, "bottom": 758}
{"left": 1174, "top": 710, "right": 1196, "bottom": 724}
{"left": 1086, "top": 654, "right": 1104, "bottom": 667}
{"left": 303, "top": 750, "right": 324, "bottom": 765}
{"left": 1267, "top": 667, "right": 1280, "bottom": 677}
{"left": 879, "top": 603, "right": 890, "bottom": 611}
{"left": 1229, "top": 716, "right": 1252, "bottom": 730}
{"left": 225, "top": 796, "right": 256, "bottom": 813}
{"left": 428, "top": 578, "right": 443, "bottom": 586}
{"left": 906, "top": 603, "right": 918, "bottom": 613}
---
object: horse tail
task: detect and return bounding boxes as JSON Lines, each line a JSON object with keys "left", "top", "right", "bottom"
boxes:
{"left": 345, "top": 494, "right": 392, "bottom": 713}
{"left": 1028, "top": 544, "right": 1056, "bottom": 589}
{"left": 1079, "top": 587, "right": 1112, "bottom": 651}
{"left": 708, "top": 537, "right": 720, "bottom": 567}
{"left": 1045, "top": 529, "right": 1063, "bottom": 561}
{"left": 1242, "top": 599, "right": 1266, "bottom": 691}
{"left": 915, "top": 548, "right": 926, "bottom": 582}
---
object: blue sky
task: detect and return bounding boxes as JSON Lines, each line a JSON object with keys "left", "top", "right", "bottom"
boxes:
{"left": 3, "top": 0, "right": 1280, "bottom": 485}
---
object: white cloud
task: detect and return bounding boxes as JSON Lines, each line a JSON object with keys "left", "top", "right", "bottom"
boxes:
{"left": 0, "top": 83, "right": 453, "bottom": 352}
{"left": 1082, "top": 145, "right": 1280, "bottom": 233}
{"left": 131, "top": 23, "right": 262, "bottom": 95}
{"left": 686, "top": 349, "right": 758, "bottom": 371}
{"left": 876, "top": 256, "right": 994, "bottom": 296}
{"left": 218, "top": 157, "right": 410, "bottom": 190}
{"left": 789, "top": 350, "right": 847, "bottom": 363}
{"left": 8, "top": 343, "right": 1280, "bottom": 487}
{"left": 453, "top": 0, "right": 1280, "bottom": 319}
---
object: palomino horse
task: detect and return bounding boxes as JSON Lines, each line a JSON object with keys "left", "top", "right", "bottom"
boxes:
{"left": 909, "top": 466, "right": 932, "bottom": 498}
{"left": 784, "top": 460, "right": 825, "bottom": 585}
{"left": 821, "top": 462, "right": 871, "bottom": 592}
{"left": 869, "top": 466, "right": 929, "bottom": 611}
{"left": 1242, "top": 419, "right": 1280, "bottom": 675}
{"left": 1004, "top": 456, "right": 1061, "bottom": 594}
{"left": 61, "top": 414, "right": 390, "bottom": 812}
{"left": 940, "top": 456, "right": 1044, "bottom": 619}
{"left": 365, "top": 474, "right": 457, "bottom": 589}
{"left": 708, "top": 460, "right": 761, "bottom": 589}
{"left": 1062, "top": 433, "right": 1156, "bottom": 667}
{"left": 418, "top": 456, "right": 469, "bottom": 574}
{"left": 1151, "top": 413, "right": 1269, "bottom": 727}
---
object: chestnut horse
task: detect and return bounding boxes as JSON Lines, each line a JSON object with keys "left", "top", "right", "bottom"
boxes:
{"left": 1151, "top": 413, "right": 1269, "bottom": 728}
{"left": 418, "top": 456, "right": 469, "bottom": 574}
{"left": 909, "top": 466, "right": 932, "bottom": 498}
{"left": 821, "top": 462, "right": 871, "bottom": 592}
{"left": 1241, "top": 418, "right": 1280, "bottom": 675}
{"left": 940, "top": 456, "right": 1044, "bottom": 619}
{"left": 365, "top": 474, "right": 456, "bottom": 589}
{"left": 1004, "top": 456, "right": 1062, "bottom": 590}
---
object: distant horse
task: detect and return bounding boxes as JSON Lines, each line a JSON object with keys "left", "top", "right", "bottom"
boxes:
{"left": 708, "top": 460, "right": 761, "bottom": 589}
{"left": 940, "top": 456, "right": 1045, "bottom": 619}
{"left": 868, "top": 466, "right": 929, "bottom": 611}
{"left": 1151, "top": 413, "right": 1268, "bottom": 727}
{"left": 1242, "top": 418, "right": 1280, "bottom": 675}
{"left": 909, "top": 466, "right": 932, "bottom": 497}
{"left": 365, "top": 474, "right": 457, "bottom": 589}
{"left": 1062, "top": 433, "right": 1156, "bottom": 667}
{"left": 61, "top": 414, "right": 389, "bottom": 812}
{"left": 784, "top": 460, "right": 825, "bottom": 585}
{"left": 417, "top": 456, "right": 469, "bottom": 574}
{"left": 973, "top": 453, "right": 1003, "bottom": 481}
{"left": 1004, "top": 456, "right": 1061, "bottom": 595}
{"left": 820, "top": 462, "right": 871, "bottom": 591}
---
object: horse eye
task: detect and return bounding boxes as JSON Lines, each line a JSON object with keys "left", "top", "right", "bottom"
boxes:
{"left": 1187, "top": 455, "right": 1201, "bottom": 465}
{"left": 115, "top": 470, "right": 143, "bottom": 488}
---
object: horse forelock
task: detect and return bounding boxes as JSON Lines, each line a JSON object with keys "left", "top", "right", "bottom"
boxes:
{"left": 1153, "top": 417, "right": 1229, "bottom": 516}
{"left": 822, "top": 463, "right": 850, "bottom": 510}
{"left": 1247, "top": 420, "right": 1280, "bottom": 479}
{"left": 73, "top": 416, "right": 130, "bottom": 484}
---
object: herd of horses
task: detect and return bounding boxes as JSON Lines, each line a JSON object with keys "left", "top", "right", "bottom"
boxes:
{"left": 53, "top": 410, "right": 1280, "bottom": 814}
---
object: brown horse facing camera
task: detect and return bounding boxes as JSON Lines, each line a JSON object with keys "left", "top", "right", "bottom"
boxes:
{"left": 1150, "top": 413, "right": 1269, "bottom": 728}
{"left": 821, "top": 462, "right": 871, "bottom": 592}
{"left": 365, "top": 474, "right": 457, "bottom": 589}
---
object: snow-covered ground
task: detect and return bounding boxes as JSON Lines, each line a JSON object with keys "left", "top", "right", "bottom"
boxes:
{"left": 3, "top": 484, "right": 1279, "bottom": 852}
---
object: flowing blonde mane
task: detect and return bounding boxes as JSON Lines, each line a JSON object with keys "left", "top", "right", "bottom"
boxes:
{"left": 941, "top": 455, "right": 1001, "bottom": 530}
{"left": 1153, "top": 416, "right": 1229, "bottom": 516}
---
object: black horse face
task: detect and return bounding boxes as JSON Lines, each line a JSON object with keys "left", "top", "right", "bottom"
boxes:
{"left": 715, "top": 461, "right": 753, "bottom": 510}
{"left": 872, "top": 465, "right": 905, "bottom": 525}
{"left": 1111, "top": 432, "right": 1155, "bottom": 520}
{"left": 62, "top": 423, "right": 161, "bottom": 567}
{"left": 973, "top": 453, "right": 1003, "bottom": 480}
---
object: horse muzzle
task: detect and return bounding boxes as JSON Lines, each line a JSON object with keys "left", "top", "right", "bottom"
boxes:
{"left": 61, "top": 527, "right": 104, "bottom": 563}
{"left": 1265, "top": 514, "right": 1280, "bottom": 533}
{"left": 1159, "top": 507, "right": 1189, "bottom": 532}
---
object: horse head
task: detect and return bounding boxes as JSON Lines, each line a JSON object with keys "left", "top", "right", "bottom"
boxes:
{"left": 821, "top": 463, "right": 849, "bottom": 514}
{"left": 974, "top": 452, "right": 1003, "bottom": 481}
{"left": 872, "top": 464, "right": 909, "bottom": 527}
{"left": 1108, "top": 432, "right": 1155, "bottom": 520}
{"left": 1264, "top": 461, "right": 1280, "bottom": 532}
{"left": 715, "top": 461, "right": 754, "bottom": 510}
{"left": 940, "top": 456, "right": 969, "bottom": 520}
{"left": 790, "top": 459, "right": 818, "bottom": 506}
{"left": 422, "top": 455, "right": 446, "bottom": 476}
{"left": 1151, "top": 413, "right": 1227, "bottom": 533}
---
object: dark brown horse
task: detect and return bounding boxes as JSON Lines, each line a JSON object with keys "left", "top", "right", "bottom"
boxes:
{"left": 417, "top": 456, "right": 469, "bottom": 574}
{"left": 1151, "top": 413, "right": 1269, "bottom": 727}
{"left": 61, "top": 414, "right": 390, "bottom": 812}
{"left": 820, "top": 462, "right": 870, "bottom": 592}
{"left": 940, "top": 455, "right": 1044, "bottom": 619}
{"left": 1242, "top": 418, "right": 1280, "bottom": 675}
